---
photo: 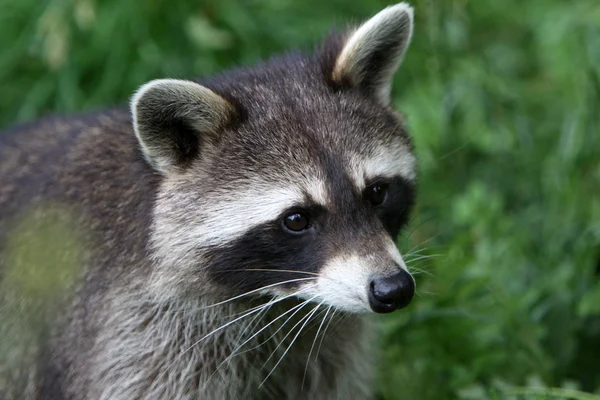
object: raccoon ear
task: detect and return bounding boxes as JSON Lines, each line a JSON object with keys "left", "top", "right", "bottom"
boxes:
{"left": 330, "top": 3, "right": 413, "bottom": 104}
{"left": 131, "top": 79, "right": 235, "bottom": 174}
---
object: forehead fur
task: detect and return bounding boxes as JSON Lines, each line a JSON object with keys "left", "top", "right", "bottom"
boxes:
{"left": 193, "top": 49, "right": 414, "bottom": 189}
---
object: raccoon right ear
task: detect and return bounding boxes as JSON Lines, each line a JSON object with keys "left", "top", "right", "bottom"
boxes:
{"left": 131, "top": 79, "right": 235, "bottom": 174}
{"left": 327, "top": 3, "right": 414, "bottom": 105}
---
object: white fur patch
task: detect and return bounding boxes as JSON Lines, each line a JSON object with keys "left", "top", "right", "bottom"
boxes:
{"left": 190, "top": 187, "right": 305, "bottom": 247}
{"left": 311, "top": 254, "right": 372, "bottom": 312}
{"left": 152, "top": 185, "right": 302, "bottom": 265}
{"left": 149, "top": 175, "right": 331, "bottom": 298}
{"left": 348, "top": 140, "right": 417, "bottom": 189}
{"left": 157, "top": 177, "right": 329, "bottom": 243}
{"left": 303, "top": 176, "right": 331, "bottom": 206}
{"left": 301, "top": 245, "right": 409, "bottom": 313}
{"left": 188, "top": 177, "right": 329, "bottom": 248}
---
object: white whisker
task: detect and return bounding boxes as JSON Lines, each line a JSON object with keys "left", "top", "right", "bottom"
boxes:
{"left": 405, "top": 266, "right": 435, "bottom": 278}
{"left": 405, "top": 254, "right": 442, "bottom": 263}
{"left": 302, "top": 304, "right": 331, "bottom": 388}
{"left": 402, "top": 247, "right": 431, "bottom": 259}
{"left": 157, "top": 289, "right": 309, "bottom": 383}
{"left": 200, "top": 294, "right": 311, "bottom": 390}
{"left": 260, "top": 302, "right": 322, "bottom": 388}
{"left": 315, "top": 308, "right": 337, "bottom": 362}
{"left": 201, "top": 277, "right": 316, "bottom": 309}
{"left": 258, "top": 297, "right": 318, "bottom": 371}
{"left": 238, "top": 268, "right": 320, "bottom": 276}
{"left": 199, "top": 291, "right": 313, "bottom": 391}
{"left": 228, "top": 297, "right": 315, "bottom": 360}
{"left": 252, "top": 296, "right": 317, "bottom": 358}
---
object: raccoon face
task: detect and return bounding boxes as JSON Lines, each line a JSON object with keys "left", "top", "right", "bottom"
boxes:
{"left": 132, "top": 3, "right": 417, "bottom": 313}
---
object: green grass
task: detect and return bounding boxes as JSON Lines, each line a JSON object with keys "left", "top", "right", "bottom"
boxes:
{"left": 1, "top": 0, "right": 599, "bottom": 399}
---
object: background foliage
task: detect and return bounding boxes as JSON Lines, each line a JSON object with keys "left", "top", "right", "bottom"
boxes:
{"left": 1, "top": 0, "right": 599, "bottom": 399}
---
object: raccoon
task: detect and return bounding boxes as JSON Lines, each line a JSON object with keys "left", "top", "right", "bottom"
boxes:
{"left": 0, "top": 3, "right": 417, "bottom": 399}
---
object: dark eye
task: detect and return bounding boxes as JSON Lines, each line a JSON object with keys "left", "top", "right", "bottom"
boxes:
{"left": 366, "top": 183, "right": 388, "bottom": 206}
{"left": 282, "top": 213, "right": 309, "bottom": 233}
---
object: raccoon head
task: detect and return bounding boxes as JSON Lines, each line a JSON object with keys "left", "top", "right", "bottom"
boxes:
{"left": 131, "top": 3, "right": 417, "bottom": 314}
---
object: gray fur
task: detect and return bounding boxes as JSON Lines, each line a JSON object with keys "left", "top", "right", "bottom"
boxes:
{"left": 0, "top": 3, "right": 416, "bottom": 399}
{"left": 132, "top": 79, "right": 235, "bottom": 174}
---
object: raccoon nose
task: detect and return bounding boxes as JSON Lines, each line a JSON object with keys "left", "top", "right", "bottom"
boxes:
{"left": 368, "top": 269, "right": 415, "bottom": 313}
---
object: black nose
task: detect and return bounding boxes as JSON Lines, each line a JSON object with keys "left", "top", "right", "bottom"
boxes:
{"left": 368, "top": 269, "right": 415, "bottom": 313}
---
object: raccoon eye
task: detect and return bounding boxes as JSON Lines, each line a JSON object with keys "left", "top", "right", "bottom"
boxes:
{"left": 282, "top": 213, "right": 309, "bottom": 233}
{"left": 366, "top": 183, "right": 388, "bottom": 206}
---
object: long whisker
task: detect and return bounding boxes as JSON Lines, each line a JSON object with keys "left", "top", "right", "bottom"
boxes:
{"left": 405, "top": 264, "right": 435, "bottom": 277}
{"left": 207, "top": 290, "right": 304, "bottom": 322}
{"left": 158, "top": 289, "right": 309, "bottom": 382}
{"left": 405, "top": 254, "right": 443, "bottom": 263}
{"left": 260, "top": 298, "right": 319, "bottom": 370}
{"left": 249, "top": 296, "right": 317, "bottom": 358}
{"left": 301, "top": 305, "right": 331, "bottom": 336}
{"left": 212, "top": 268, "right": 352, "bottom": 288}
{"left": 415, "top": 289, "right": 438, "bottom": 296}
{"left": 197, "top": 277, "right": 315, "bottom": 310}
{"left": 408, "top": 268, "right": 435, "bottom": 278}
{"left": 302, "top": 304, "right": 331, "bottom": 388}
{"left": 260, "top": 302, "right": 322, "bottom": 388}
{"left": 231, "top": 299, "right": 274, "bottom": 348}
{"left": 227, "top": 268, "right": 320, "bottom": 276}
{"left": 402, "top": 247, "right": 434, "bottom": 259}
{"left": 402, "top": 213, "right": 439, "bottom": 242}
{"left": 229, "top": 297, "right": 315, "bottom": 358}
{"left": 405, "top": 254, "right": 443, "bottom": 279}
{"left": 193, "top": 291, "right": 310, "bottom": 348}
{"left": 182, "top": 281, "right": 313, "bottom": 322}
{"left": 315, "top": 308, "right": 337, "bottom": 362}
{"left": 203, "top": 295, "right": 317, "bottom": 389}
{"left": 404, "top": 233, "right": 444, "bottom": 257}
{"left": 324, "top": 311, "right": 350, "bottom": 347}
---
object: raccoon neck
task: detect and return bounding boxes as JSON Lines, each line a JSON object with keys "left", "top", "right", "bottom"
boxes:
{"left": 82, "top": 289, "right": 375, "bottom": 399}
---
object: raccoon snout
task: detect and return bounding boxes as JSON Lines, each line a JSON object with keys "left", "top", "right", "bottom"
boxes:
{"left": 368, "top": 269, "right": 415, "bottom": 313}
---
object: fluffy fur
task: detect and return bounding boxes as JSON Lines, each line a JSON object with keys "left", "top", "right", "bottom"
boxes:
{"left": 0, "top": 3, "right": 416, "bottom": 399}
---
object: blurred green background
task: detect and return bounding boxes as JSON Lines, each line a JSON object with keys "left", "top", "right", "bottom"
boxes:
{"left": 1, "top": 0, "right": 599, "bottom": 399}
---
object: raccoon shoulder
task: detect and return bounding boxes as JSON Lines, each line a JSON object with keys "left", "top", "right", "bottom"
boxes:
{"left": 0, "top": 109, "right": 158, "bottom": 271}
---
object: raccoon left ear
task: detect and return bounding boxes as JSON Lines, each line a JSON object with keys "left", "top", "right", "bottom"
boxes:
{"left": 330, "top": 3, "right": 414, "bottom": 105}
{"left": 131, "top": 79, "right": 235, "bottom": 174}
